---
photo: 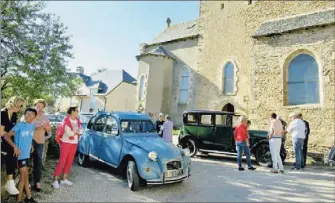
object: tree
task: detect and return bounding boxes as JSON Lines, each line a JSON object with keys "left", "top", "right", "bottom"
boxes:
{"left": 1, "top": 0, "right": 78, "bottom": 106}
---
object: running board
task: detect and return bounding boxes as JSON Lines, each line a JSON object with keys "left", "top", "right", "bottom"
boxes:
{"left": 199, "top": 149, "right": 237, "bottom": 156}
{"left": 88, "top": 154, "right": 117, "bottom": 168}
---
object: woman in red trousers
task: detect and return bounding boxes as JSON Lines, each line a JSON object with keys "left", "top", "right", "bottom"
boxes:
{"left": 52, "top": 106, "right": 81, "bottom": 189}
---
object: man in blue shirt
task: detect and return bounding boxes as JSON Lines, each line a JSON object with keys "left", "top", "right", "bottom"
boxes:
{"left": 4, "top": 108, "right": 37, "bottom": 203}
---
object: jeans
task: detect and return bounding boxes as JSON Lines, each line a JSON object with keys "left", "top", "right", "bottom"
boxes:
{"left": 236, "top": 141, "right": 252, "bottom": 168}
{"left": 293, "top": 138, "right": 304, "bottom": 170}
{"left": 33, "top": 140, "right": 44, "bottom": 184}
{"left": 269, "top": 138, "right": 283, "bottom": 170}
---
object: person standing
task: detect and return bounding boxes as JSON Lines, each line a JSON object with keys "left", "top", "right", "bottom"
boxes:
{"left": 52, "top": 106, "right": 81, "bottom": 189}
{"left": 234, "top": 116, "right": 256, "bottom": 171}
{"left": 286, "top": 112, "right": 306, "bottom": 171}
{"left": 1, "top": 96, "right": 25, "bottom": 195}
{"left": 268, "top": 113, "right": 284, "bottom": 173}
{"left": 160, "top": 115, "right": 173, "bottom": 142}
{"left": 299, "top": 113, "right": 310, "bottom": 169}
{"left": 156, "top": 113, "right": 165, "bottom": 137}
{"left": 32, "top": 99, "right": 51, "bottom": 192}
{"left": 4, "top": 108, "right": 38, "bottom": 203}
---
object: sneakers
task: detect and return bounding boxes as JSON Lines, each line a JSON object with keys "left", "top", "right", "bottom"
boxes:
{"left": 52, "top": 181, "right": 60, "bottom": 189}
{"left": 279, "top": 170, "right": 284, "bottom": 174}
{"left": 60, "top": 179, "right": 73, "bottom": 186}
{"left": 270, "top": 169, "right": 279, "bottom": 173}
{"left": 248, "top": 166, "right": 256, "bottom": 171}
{"left": 24, "top": 197, "right": 37, "bottom": 203}
{"left": 238, "top": 167, "right": 245, "bottom": 171}
{"left": 5, "top": 180, "right": 19, "bottom": 195}
{"left": 33, "top": 183, "right": 41, "bottom": 192}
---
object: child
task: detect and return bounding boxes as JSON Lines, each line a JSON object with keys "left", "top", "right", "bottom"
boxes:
{"left": 4, "top": 108, "right": 38, "bottom": 203}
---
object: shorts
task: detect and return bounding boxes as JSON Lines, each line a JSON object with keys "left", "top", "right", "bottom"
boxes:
{"left": 17, "top": 159, "right": 29, "bottom": 168}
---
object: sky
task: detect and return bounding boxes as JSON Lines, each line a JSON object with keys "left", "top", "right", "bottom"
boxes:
{"left": 44, "top": 1, "right": 200, "bottom": 78}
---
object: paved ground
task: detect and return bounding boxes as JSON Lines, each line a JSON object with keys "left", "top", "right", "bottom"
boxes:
{"left": 38, "top": 153, "right": 335, "bottom": 202}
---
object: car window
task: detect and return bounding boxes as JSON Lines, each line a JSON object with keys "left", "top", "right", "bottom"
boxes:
{"left": 79, "top": 114, "right": 94, "bottom": 124}
{"left": 184, "top": 113, "right": 198, "bottom": 125}
{"left": 199, "top": 114, "right": 213, "bottom": 126}
{"left": 121, "top": 120, "right": 156, "bottom": 133}
{"left": 87, "top": 115, "right": 97, "bottom": 129}
{"left": 104, "top": 116, "right": 118, "bottom": 134}
{"left": 92, "top": 116, "right": 107, "bottom": 132}
{"left": 215, "top": 114, "right": 233, "bottom": 126}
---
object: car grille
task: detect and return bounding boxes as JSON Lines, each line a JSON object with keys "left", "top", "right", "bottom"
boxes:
{"left": 166, "top": 161, "right": 182, "bottom": 170}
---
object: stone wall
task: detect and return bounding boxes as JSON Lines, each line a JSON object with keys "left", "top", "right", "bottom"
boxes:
{"left": 196, "top": 1, "right": 335, "bottom": 149}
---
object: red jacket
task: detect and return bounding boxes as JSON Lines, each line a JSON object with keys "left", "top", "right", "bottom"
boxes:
{"left": 234, "top": 123, "right": 248, "bottom": 142}
{"left": 55, "top": 116, "right": 81, "bottom": 143}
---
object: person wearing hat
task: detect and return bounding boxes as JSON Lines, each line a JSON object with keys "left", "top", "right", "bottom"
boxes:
{"left": 286, "top": 112, "right": 306, "bottom": 170}
{"left": 156, "top": 113, "right": 165, "bottom": 137}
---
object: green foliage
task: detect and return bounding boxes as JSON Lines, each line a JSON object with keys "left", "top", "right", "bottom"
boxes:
{"left": 1, "top": 0, "right": 78, "bottom": 105}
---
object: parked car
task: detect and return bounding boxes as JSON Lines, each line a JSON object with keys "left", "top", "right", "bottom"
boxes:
{"left": 77, "top": 111, "right": 191, "bottom": 191}
{"left": 178, "top": 110, "right": 287, "bottom": 166}
{"left": 46, "top": 114, "right": 62, "bottom": 127}
{"left": 78, "top": 112, "right": 94, "bottom": 133}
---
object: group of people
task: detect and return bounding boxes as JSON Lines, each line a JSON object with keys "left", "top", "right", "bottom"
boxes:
{"left": 1, "top": 96, "right": 82, "bottom": 203}
{"left": 233, "top": 111, "right": 310, "bottom": 173}
{"left": 154, "top": 113, "right": 174, "bottom": 142}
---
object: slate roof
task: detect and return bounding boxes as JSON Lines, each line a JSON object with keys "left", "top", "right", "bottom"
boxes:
{"left": 146, "top": 20, "right": 199, "bottom": 46}
{"left": 252, "top": 8, "right": 335, "bottom": 38}
{"left": 136, "top": 46, "right": 174, "bottom": 61}
{"left": 77, "top": 69, "right": 136, "bottom": 96}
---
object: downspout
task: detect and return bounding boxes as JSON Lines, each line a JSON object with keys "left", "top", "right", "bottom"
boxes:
{"left": 104, "top": 96, "right": 107, "bottom": 111}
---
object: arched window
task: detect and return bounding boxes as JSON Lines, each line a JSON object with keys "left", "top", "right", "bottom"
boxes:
{"left": 223, "top": 62, "right": 234, "bottom": 94}
{"left": 287, "top": 53, "right": 320, "bottom": 105}
{"left": 179, "top": 68, "right": 190, "bottom": 104}
{"left": 138, "top": 75, "right": 145, "bottom": 100}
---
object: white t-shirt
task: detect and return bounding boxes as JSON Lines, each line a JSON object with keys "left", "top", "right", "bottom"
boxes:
{"left": 287, "top": 119, "right": 306, "bottom": 140}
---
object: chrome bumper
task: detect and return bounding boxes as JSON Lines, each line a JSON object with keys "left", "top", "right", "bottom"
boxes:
{"left": 146, "top": 169, "right": 191, "bottom": 185}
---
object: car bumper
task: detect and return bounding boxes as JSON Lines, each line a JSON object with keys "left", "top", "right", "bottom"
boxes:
{"left": 146, "top": 167, "right": 191, "bottom": 185}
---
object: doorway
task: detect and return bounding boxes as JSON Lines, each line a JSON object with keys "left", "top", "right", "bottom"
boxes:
{"left": 222, "top": 103, "right": 235, "bottom": 113}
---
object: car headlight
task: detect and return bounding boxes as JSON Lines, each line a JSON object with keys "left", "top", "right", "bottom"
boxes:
{"left": 183, "top": 148, "right": 190, "bottom": 156}
{"left": 148, "top": 151, "right": 157, "bottom": 161}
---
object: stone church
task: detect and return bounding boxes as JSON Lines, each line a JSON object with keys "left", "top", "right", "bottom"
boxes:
{"left": 135, "top": 1, "right": 334, "bottom": 148}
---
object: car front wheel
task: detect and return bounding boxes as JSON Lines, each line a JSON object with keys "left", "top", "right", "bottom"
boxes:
{"left": 127, "top": 160, "right": 140, "bottom": 191}
{"left": 182, "top": 139, "right": 198, "bottom": 157}
{"left": 255, "top": 144, "right": 271, "bottom": 166}
{"left": 77, "top": 152, "right": 90, "bottom": 167}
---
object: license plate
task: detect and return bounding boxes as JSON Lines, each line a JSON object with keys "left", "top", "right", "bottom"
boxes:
{"left": 166, "top": 169, "right": 183, "bottom": 178}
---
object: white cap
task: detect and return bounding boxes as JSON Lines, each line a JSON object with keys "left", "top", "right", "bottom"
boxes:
{"left": 289, "top": 112, "right": 299, "bottom": 118}
{"left": 277, "top": 115, "right": 282, "bottom": 120}
{"left": 159, "top": 113, "right": 164, "bottom": 117}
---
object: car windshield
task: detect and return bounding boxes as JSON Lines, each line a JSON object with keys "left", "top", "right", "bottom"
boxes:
{"left": 47, "top": 115, "right": 62, "bottom": 122}
{"left": 120, "top": 120, "right": 156, "bottom": 133}
{"left": 79, "top": 114, "right": 93, "bottom": 124}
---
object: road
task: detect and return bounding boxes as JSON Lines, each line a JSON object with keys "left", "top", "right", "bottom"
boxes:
{"left": 38, "top": 153, "right": 335, "bottom": 202}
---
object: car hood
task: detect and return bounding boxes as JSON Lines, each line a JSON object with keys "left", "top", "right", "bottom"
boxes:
{"left": 123, "top": 134, "right": 183, "bottom": 160}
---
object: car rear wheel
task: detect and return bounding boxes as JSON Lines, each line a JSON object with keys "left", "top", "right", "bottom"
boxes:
{"left": 182, "top": 139, "right": 198, "bottom": 157}
{"left": 255, "top": 144, "right": 271, "bottom": 166}
{"left": 77, "top": 152, "right": 90, "bottom": 167}
{"left": 127, "top": 160, "right": 140, "bottom": 191}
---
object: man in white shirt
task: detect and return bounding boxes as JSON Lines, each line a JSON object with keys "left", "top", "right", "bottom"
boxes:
{"left": 286, "top": 112, "right": 306, "bottom": 170}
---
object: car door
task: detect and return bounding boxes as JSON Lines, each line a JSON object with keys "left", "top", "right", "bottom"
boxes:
{"left": 89, "top": 115, "right": 107, "bottom": 158}
{"left": 197, "top": 114, "right": 215, "bottom": 149}
{"left": 214, "top": 114, "right": 234, "bottom": 150}
{"left": 98, "top": 116, "right": 123, "bottom": 167}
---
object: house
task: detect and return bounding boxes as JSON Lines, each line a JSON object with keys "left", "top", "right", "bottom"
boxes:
{"left": 194, "top": 1, "right": 335, "bottom": 148}
{"left": 135, "top": 19, "right": 199, "bottom": 126}
{"left": 56, "top": 68, "right": 137, "bottom": 113}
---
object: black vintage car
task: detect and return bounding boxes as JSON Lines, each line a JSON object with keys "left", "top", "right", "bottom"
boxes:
{"left": 178, "top": 110, "right": 287, "bottom": 166}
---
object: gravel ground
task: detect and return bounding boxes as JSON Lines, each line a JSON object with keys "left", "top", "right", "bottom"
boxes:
{"left": 36, "top": 153, "right": 335, "bottom": 202}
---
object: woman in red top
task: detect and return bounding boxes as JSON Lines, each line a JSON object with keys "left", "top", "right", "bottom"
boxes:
{"left": 234, "top": 116, "right": 256, "bottom": 171}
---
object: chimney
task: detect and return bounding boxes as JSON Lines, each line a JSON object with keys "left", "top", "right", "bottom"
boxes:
{"left": 76, "top": 66, "right": 84, "bottom": 74}
{"left": 166, "top": 17, "right": 171, "bottom": 28}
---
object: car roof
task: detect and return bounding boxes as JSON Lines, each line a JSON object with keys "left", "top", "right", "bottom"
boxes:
{"left": 183, "top": 110, "right": 239, "bottom": 115}
{"left": 95, "top": 111, "right": 151, "bottom": 120}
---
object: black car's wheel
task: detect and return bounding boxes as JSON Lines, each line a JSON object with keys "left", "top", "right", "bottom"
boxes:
{"left": 255, "top": 144, "right": 271, "bottom": 166}
{"left": 127, "top": 160, "right": 140, "bottom": 191}
{"left": 182, "top": 139, "right": 198, "bottom": 157}
{"left": 77, "top": 152, "right": 90, "bottom": 167}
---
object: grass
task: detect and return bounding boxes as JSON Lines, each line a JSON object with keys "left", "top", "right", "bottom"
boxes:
{"left": 173, "top": 129, "right": 180, "bottom": 136}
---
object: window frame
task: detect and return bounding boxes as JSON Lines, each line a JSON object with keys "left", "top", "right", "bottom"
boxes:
{"left": 104, "top": 116, "right": 119, "bottom": 135}
{"left": 92, "top": 115, "right": 108, "bottom": 132}
{"left": 138, "top": 75, "right": 146, "bottom": 101}
{"left": 223, "top": 61, "right": 235, "bottom": 95}
{"left": 199, "top": 114, "right": 214, "bottom": 127}
{"left": 178, "top": 67, "right": 190, "bottom": 104}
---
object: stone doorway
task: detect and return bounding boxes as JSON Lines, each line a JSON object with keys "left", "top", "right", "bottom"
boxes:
{"left": 222, "top": 103, "right": 235, "bottom": 113}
